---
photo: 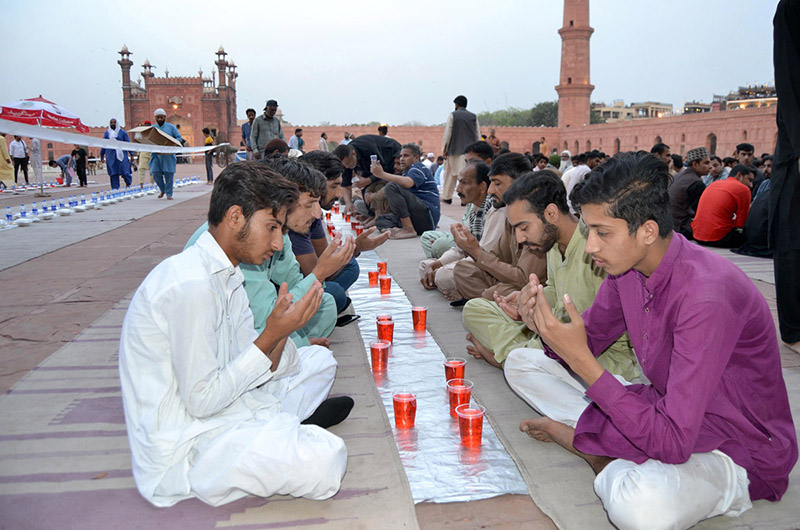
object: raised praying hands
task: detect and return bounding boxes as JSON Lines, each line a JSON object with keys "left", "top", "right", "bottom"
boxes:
{"left": 355, "top": 226, "right": 390, "bottom": 253}
{"left": 313, "top": 234, "right": 356, "bottom": 281}
{"left": 450, "top": 223, "right": 480, "bottom": 257}
{"left": 494, "top": 290, "right": 522, "bottom": 321}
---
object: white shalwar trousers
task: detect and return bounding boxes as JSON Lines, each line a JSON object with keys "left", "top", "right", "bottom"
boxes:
{"left": 185, "top": 345, "right": 347, "bottom": 506}
{"left": 504, "top": 347, "right": 752, "bottom": 530}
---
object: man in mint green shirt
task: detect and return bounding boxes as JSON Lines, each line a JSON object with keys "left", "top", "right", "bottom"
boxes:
{"left": 462, "top": 171, "right": 639, "bottom": 382}
{"left": 185, "top": 160, "right": 354, "bottom": 346}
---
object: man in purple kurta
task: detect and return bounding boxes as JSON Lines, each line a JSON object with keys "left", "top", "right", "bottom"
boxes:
{"left": 513, "top": 152, "right": 796, "bottom": 530}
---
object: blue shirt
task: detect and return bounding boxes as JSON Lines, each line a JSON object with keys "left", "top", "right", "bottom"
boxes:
{"left": 149, "top": 122, "right": 183, "bottom": 174}
{"left": 406, "top": 161, "right": 441, "bottom": 227}
{"left": 55, "top": 154, "right": 73, "bottom": 173}
{"left": 241, "top": 121, "right": 252, "bottom": 148}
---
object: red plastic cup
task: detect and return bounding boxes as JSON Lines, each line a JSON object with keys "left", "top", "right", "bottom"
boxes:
{"left": 377, "top": 261, "right": 388, "bottom": 275}
{"left": 456, "top": 403, "right": 485, "bottom": 446}
{"left": 351, "top": 220, "right": 358, "bottom": 229}
{"left": 370, "top": 340, "right": 390, "bottom": 372}
{"left": 333, "top": 203, "right": 339, "bottom": 213}
{"left": 447, "top": 379, "right": 473, "bottom": 417}
{"left": 393, "top": 392, "right": 417, "bottom": 429}
{"left": 377, "top": 319, "right": 394, "bottom": 343}
{"left": 368, "top": 271, "right": 379, "bottom": 286}
{"left": 325, "top": 211, "right": 331, "bottom": 220}
{"left": 376, "top": 313, "right": 392, "bottom": 322}
{"left": 411, "top": 306, "right": 428, "bottom": 331}
{"left": 356, "top": 225, "right": 364, "bottom": 235}
{"left": 326, "top": 222, "right": 335, "bottom": 235}
{"left": 444, "top": 357, "right": 466, "bottom": 382}
{"left": 345, "top": 213, "right": 351, "bottom": 222}
{"left": 379, "top": 275, "right": 391, "bottom": 295}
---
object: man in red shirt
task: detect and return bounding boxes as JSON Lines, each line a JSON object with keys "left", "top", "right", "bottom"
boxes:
{"left": 691, "top": 164, "right": 754, "bottom": 247}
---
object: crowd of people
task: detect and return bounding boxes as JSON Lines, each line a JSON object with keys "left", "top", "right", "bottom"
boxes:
{"left": 109, "top": 73, "right": 800, "bottom": 530}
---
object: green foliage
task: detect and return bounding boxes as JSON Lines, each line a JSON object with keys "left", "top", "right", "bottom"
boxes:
{"left": 590, "top": 109, "right": 605, "bottom": 124}
{"left": 478, "top": 101, "right": 559, "bottom": 127}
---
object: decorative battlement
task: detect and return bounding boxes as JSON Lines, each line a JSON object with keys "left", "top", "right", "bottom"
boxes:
{"left": 146, "top": 76, "right": 203, "bottom": 85}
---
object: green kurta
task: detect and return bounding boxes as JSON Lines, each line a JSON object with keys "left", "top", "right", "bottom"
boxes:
{"left": 462, "top": 221, "right": 640, "bottom": 381}
{"left": 185, "top": 223, "right": 336, "bottom": 345}
{"left": 419, "top": 203, "right": 473, "bottom": 259}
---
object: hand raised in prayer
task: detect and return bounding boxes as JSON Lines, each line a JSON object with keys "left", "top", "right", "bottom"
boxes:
{"left": 518, "top": 274, "right": 543, "bottom": 332}
{"left": 494, "top": 290, "right": 522, "bottom": 321}
{"left": 451, "top": 224, "right": 480, "bottom": 258}
{"left": 530, "top": 287, "right": 603, "bottom": 385}
{"left": 313, "top": 234, "right": 356, "bottom": 281}
{"left": 355, "top": 226, "right": 390, "bottom": 253}
{"left": 268, "top": 281, "right": 324, "bottom": 337}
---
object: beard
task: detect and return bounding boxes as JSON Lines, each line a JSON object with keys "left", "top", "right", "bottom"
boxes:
{"left": 524, "top": 220, "right": 559, "bottom": 256}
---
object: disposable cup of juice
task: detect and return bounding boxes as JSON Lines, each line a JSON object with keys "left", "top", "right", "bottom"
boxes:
{"left": 411, "top": 306, "right": 427, "bottom": 331}
{"left": 379, "top": 275, "right": 391, "bottom": 295}
{"left": 377, "top": 261, "right": 388, "bottom": 275}
{"left": 456, "top": 403, "right": 485, "bottom": 446}
{"left": 368, "top": 271, "right": 379, "bottom": 286}
{"left": 393, "top": 391, "right": 417, "bottom": 429}
{"left": 447, "top": 378, "right": 473, "bottom": 417}
{"left": 444, "top": 357, "right": 466, "bottom": 382}
{"left": 370, "top": 340, "right": 391, "bottom": 372}
{"left": 377, "top": 320, "right": 394, "bottom": 343}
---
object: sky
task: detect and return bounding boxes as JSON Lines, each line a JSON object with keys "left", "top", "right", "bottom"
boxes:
{"left": 0, "top": 0, "right": 776, "bottom": 128}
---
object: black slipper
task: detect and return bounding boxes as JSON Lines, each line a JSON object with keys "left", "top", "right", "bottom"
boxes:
{"left": 301, "top": 396, "right": 355, "bottom": 428}
{"left": 336, "top": 314, "right": 361, "bottom": 327}
{"left": 449, "top": 298, "right": 467, "bottom": 307}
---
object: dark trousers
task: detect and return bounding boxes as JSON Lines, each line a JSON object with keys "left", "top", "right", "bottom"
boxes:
{"left": 695, "top": 228, "right": 747, "bottom": 248}
{"left": 13, "top": 157, "right": 28, "bottom": 184}
{"left": 205, "top": 152, "right": 214, "bottom": 181}
{"left": 76, "top": 166, "right": 87, "bottom": 187}
{"left": 377, "top": 182, "right": 435, "bottom": 234}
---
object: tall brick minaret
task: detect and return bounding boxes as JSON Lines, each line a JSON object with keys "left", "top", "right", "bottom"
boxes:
{"left": 555, "top": 0, "right": 594, "bottom": 128}
{"left": 118, "top": 45, "right": 133, "bottom": 128}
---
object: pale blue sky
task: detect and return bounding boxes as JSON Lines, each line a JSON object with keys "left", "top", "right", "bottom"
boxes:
{"left": 1, "top": 0, "right": 776, "bottom": 127}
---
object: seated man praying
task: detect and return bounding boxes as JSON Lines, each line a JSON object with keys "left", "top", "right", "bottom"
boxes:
{"left": 512, "top": 152, "right": 796, "bottom": 530}
{"left": 119, "top": 162, "right": 353, "bottom": 508}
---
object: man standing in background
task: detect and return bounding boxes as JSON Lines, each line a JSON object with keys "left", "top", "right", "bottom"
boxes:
{"left": 100, "top": 118, "right": 134, "bottom": 189}
{"left": 251, "top": 100, "right": 285, "bottom": 159}
{"left": 241, "top": 108, "right": 256, "bottom": 160}
{"left": 149, "top": 108, "right": 182, "bottom": 199}
{"left": 441, "top": 95, "right": 480, "bottom": 204}
{"left": 319, "top": 133, "right": 329, "bottom": 152}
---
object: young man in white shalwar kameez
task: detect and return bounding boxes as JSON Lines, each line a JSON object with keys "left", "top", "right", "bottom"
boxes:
{"left": 119, "top": 161, "right": 352, "bottom": 508}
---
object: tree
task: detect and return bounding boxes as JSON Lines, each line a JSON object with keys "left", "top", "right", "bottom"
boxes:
{"left": 590, "top": 109, "right": 605, "bottom": 124}
{"left": 528, "top": 101, "right": 558, "bottom": 127}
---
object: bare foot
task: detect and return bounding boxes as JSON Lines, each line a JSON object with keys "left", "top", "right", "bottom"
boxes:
{"left": 466, "top": 333, "right": 502, "bottom": 368}
{"left": 309, "top": 337, "right": 331, "bottom": 348}
{"left": 390, "top": 228, "right": 417, "bottom": 240}
{"left": 441, "top": 288, "right": 461, "bottom": 301}
{"left": 520, "top": 416, "right": 614, "bottom": 474}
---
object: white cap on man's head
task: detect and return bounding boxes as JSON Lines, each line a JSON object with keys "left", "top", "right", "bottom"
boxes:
{"left": 427, "top": 152, "right": 435, "bottom": 159}
{"left": 154, "top": 108, "right": 166, "bottom": 117}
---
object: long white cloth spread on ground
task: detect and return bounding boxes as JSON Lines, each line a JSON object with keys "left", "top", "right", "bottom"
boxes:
{"left": 0, "top": 119, "right": 226, "bottom": 155}
{"left": 118, "top": 231, "right": 346, "bottom": 507}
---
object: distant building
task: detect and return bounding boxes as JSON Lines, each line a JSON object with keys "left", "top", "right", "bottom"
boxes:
{"left": 117, "top": 45, "right": 239, "bottom": 148}
{"left": 684, "top": 101, "right": 712, "bottom": 114}
{"left": 593, "top": 100, "right": 673, "bottom": 122}
{"left": 724, "top": 84, "right": 777, "bottom": 111}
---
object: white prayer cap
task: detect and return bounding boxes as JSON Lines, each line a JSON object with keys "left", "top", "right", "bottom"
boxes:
{"left": 154, "top": 108, "right": 166, "bottom": 117}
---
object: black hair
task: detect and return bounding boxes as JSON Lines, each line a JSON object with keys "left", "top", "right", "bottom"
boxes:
{"left": 377, "top": 125, "right": 388, "bottom": 134}
{"left": 437, "top": 156, "right": 444, "bottom": 163}
{"left": 762, "top": 155, "right": 773, "bottom": 162}
{"left": 671, "top": 154, "right": 683, "bottom": 170}
{"left": 489, "top": 152, "right": 532, "bottom": 179}
{"left": 464, "top": 160, "right": 491, "bottom": 188}
{"left": 301, "top": 150, "right": 345, "bottom": 181}
{"left": 207, "top": 161, "right": 299, "bottom": 227}
{"left": 535, "top": 153, "right": 548, "bottom": 163}
{"left": 245, "top": 108, "right": 256, "bottom": 115}
{"left": 463, "top": 141, "right": 494, "bottom": 161}
{"left": 710, "top": 155, "right": 722, "bottom": 164}
{"left": 575, "top": 154, "right": 587, "bottom": 165}
{"left": 202, "top": 127, "right": 210, "bottom": 135}
{"left": 454, "top": 95, "right": 468, "bottom": 107}
{"left": 650, "top": 143, "right": 670, "bottom": 155}
{"left": 295, "top": 128, "right": 302, "bottom": 134}
{"left": 736, "top": 143, "right": 754, "bottom": 153}
{"left": 586, "top": 150, "right": 602, "bottom": 160}
{"left": 723, "top": 157, "right": 737, "bottom": 166}
{"left": 263, "top": 157, "right": 326, "bottom": 198}
{"left": 729, "top": 164, "right": 754, "bottom": 179}
{"left": 333, "top": 144, "right": 355, "bottom": 161}
{"left": 401, "top": 143, "right": 422, "bottom": 158}
{"left": 571, "top": 152, "right": 673, "bottom": 238}
{"left": 503, "top": 170, "right": 569, "bottom": 217}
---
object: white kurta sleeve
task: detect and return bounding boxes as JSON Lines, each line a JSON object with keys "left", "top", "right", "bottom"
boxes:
{"left": 156, "top": 280, "right": 273, "bottom": 419}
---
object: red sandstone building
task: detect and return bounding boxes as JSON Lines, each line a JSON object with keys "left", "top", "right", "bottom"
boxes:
{"left": 118, "top": 45, "right": 239, "bottom": 149}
